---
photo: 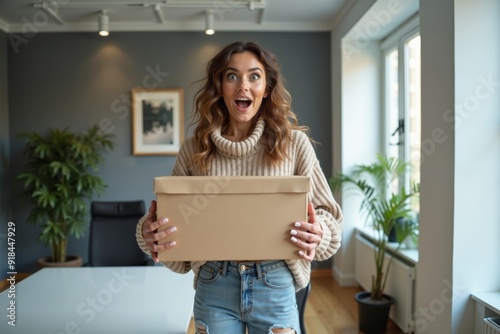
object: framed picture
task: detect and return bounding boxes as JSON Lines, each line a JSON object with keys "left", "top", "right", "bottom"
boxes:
{"left": 131, "top": 88, "right": 184, "bottom": 156}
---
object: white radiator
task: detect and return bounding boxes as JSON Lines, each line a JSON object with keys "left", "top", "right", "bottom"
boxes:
{"left": 355, "top": 233, "right": 416, "bottom": 333}
{"left": 484, "top": 318, "right": 500, "bottom": 334}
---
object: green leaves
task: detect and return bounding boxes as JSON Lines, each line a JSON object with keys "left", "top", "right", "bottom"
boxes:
{"left": 17, "top": 125, "right": 115, "bottom": 262}
{"left": 32, "top": 186, "right": 57, "bottom": 209}
{"left": 329, "top": 154, "right": 420, "bottom": 300}
{"left": 39, "top": 220, "right": 66, "bottom": 246}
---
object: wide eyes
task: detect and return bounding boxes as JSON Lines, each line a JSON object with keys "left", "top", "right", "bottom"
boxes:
{"left": 225, "top": 72, "right": 261, "bottom": 81}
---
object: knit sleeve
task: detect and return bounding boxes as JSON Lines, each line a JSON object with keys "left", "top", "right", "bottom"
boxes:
{"left": 293, "top": 131, "right": 343, "bottom": 261}
{"left": 135, "top": 138, "right": 196, "bottom": 274}
{"left": 135, "top": 213, "right": 191, "bottom": 273}
{"left": 171, "top": 137, "right": 196, "bottom": 176}
{"left": 310, "top": 161, "right": 343, "bottom": 261}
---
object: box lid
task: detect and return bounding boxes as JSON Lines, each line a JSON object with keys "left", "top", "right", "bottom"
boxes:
{"left": 154, "top": 176, "right": 310, "bottom": 195}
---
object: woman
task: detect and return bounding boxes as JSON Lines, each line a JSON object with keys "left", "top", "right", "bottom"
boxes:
{"left": 136, "top": 41, "right": 343, "bottom": 334}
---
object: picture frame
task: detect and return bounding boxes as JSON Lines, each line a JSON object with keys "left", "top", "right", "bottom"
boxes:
{"left": 131, "top": 88, "right": 184, "bottom": 156}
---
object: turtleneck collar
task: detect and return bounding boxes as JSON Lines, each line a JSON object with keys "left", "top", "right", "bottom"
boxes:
{"left": 211, "top": 118, "right": 265, "bottom": 158}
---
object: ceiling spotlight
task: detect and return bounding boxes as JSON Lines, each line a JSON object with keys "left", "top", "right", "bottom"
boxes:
{"left": 99, "top": 11, "right": 109, "bottom": 37}
{"left": 205, "top": 9, "right": 215, "bottom": 35}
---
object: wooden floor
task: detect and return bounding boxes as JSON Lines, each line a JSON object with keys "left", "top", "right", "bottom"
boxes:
{"left": 301, "top": 275, "right": 403, "bottom": 334}
{"left": 187, "top": 273, "right": 404, "bottom": 334}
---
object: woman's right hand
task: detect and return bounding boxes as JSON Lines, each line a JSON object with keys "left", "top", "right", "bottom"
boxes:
{"left": 142, "top": 200, "right": 178, "bottom": 262}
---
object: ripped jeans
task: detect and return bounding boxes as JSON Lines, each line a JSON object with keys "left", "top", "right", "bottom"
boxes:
{"left": 193, "top": 260, "right": 300, "bottom": 334}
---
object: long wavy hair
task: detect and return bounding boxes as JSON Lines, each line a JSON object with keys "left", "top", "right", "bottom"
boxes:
{"left": 191, "top": 41, "right": 309, "bottom": 171}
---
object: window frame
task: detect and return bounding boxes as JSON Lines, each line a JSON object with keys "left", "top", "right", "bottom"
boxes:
{"left": 381, "top": 15, "right": 420, "bottom": 196}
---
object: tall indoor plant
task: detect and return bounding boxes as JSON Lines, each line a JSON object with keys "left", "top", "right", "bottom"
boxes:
{"left": 329, "top": 154, "right": 419, "bottom": 333}
{"left": 18, "top": 125, "right": 114, "bottom": 265}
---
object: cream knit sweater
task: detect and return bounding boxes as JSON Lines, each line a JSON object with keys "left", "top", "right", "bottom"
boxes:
{"left": 136, "top": 118, "right": 343, "bottom": 291}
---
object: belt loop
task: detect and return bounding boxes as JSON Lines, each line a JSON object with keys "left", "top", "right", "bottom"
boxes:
{"left": 256, "top": 262, "right": 263, "bottom": 280}
{"left": 221, "top": 261, "right": 228, "bottom": 277}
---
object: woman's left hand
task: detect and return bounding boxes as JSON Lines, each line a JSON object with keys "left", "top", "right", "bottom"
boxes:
{"left": 290, "top": 203, "right": 323, "bottom": 262}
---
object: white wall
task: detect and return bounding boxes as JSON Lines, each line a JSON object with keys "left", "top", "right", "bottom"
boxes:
{"left": 416, "top": 0, "right": 456, "bottom": 332}
{"left": 330, "top": 0, "right": 378, "bottom": 286}
{"left": 417, "top": 0, "right": 500, "bottom": 333}
{"left": 331, "top": 0, "right": 418, "bottom": 287}
{"left": 452, "top": 0, "right": 500, "bottom": 333}
{"left": 333, "top": 0, "right": 500, "bottom": 333}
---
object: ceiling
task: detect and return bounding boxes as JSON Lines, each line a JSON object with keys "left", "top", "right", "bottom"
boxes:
{"left": 0, "top": 0, "right": 351, "bottom": 34}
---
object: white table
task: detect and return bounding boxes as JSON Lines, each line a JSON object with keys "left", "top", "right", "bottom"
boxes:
{"left": 0, "top": 266, "right": 195, "bottom": 334}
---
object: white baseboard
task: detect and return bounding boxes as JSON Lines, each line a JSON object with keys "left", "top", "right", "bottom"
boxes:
{"left": 332, "top": 264, "right": 358, "bottom": 287}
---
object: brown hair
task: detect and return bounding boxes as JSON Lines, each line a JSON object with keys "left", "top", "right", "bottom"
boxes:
{"left": 191, "top": 41, "right": 309, "bottom": 171}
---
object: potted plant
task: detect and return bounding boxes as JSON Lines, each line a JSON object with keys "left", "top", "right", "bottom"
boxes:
{"left": 403, "top": 214, "right": 419, "bottom": 249}
{"left": 18, "top": 125, "right": 114, "bottom": 267}
{"left": 389, "top": 214, "right": 419, "bottom": 249}
{"left": 329, "top": 154, "right": 419, "bottom": 333}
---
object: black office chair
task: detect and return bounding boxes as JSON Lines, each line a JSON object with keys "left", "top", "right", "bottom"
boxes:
{"left": 296, "top": 282, "right": 311, "bottom": 334}
{"left": 88, "top": 200, "right": 154, "bottom": 266}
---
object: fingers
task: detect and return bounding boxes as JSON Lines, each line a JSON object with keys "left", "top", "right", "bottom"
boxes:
{"left": 291, "top": 222, "right": 319, "bottom": 243}
{"left": 143, "top": 221, "right": 178, "bottom": 262}
{"left": 151, "top": 252, "right": 159, "bottom": 262}
{"left": 150, "top": 238, "right": 177, "bottom": 253}
{"left": 143, "top": 200, "right": 167, "bottom": 233}
{"left": 148, "top": 241, "right": 177, "bottom": 264}
{"left": 142, "top": 200, "right": 177, "bottom": 261}
{"left": 292, "top": 221, "right": 322, "bottom": 238}
{"left": 147, "top": 200, "right": 157, "bottom": 222}
{"left": 290, "top": 203, "right": 323, "bottom": 262}
{"left": 290, "top": 225, "right": 319, "bottom": 250}
{"left": 145, "top": 217, "right": 170, "bottom": 233}
{"left": 151, "top": 225, "right": 178, "bottom": 242}
{"left": 307, "top": 202, "right": 316, "bottom": 224}
{"left": 143, "top": 220, "right": 177, "bottom": 244}
{"left": 298, "top": 248, "right": 316, "bottom": 262}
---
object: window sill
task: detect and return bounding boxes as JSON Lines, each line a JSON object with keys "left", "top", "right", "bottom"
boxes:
{"left": 355, "top": 226, "right": 419, "bottom": 265}
{"left": 471, "top": 292, "right": 500, "bottom": 334}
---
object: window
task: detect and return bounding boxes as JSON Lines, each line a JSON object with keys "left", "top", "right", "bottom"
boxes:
{"left": 382, "top": 17, "right": 420, "bottom": 216}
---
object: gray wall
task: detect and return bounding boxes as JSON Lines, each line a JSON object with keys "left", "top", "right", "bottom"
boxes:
{"left": 7, "top": 31, "right": 332, "bottom": 273}
{"left": 1, "top": 30, "right": 10, "bottom": 278}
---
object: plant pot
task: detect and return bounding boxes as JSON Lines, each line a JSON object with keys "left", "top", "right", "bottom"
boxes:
{"left": 355, "top": 291, "right": 394, "bottom": 334}
{"left": 387, "top": 217, "right": 405, "bottom": 242}
{"left": 37, "top": 255, "right": 83, "bottom": 269}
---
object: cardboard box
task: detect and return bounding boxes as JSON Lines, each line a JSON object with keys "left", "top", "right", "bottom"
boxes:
{"left": 154, "top": 176, "right": 310, "bottom": 261}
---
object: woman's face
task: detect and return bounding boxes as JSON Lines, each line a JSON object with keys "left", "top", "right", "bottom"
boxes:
{"left": 222, "top": 51, "right": 268, "bottom": 127}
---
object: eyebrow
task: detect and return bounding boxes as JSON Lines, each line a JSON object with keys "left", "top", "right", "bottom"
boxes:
{"left": 225, "top": 67, "right": 263, "bottom": 73}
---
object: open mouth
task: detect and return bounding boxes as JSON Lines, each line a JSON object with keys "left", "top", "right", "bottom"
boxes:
{"left": 235, "top": 97, "right": 252, "bottom": 109}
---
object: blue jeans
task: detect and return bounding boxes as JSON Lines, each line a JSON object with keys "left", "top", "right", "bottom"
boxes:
{"left": 193, "top": 260, "right": 300, "bottom": 334}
